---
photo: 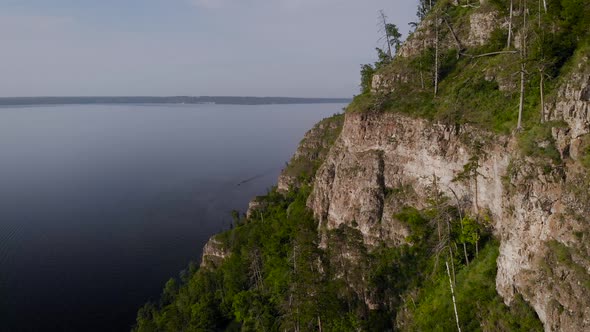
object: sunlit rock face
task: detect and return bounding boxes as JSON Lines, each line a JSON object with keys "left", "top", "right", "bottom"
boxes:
{"left": 308, "top": 57, "right": 590, "bottom": 331}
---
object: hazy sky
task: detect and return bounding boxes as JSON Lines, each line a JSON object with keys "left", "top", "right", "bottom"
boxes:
{"left": 1, "top": 0, "right": 417, "bottom": 97}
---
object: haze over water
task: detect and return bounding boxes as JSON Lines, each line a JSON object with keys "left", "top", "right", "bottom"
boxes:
{"left": 0, "top": 103, "right": 344, "bottom": 332}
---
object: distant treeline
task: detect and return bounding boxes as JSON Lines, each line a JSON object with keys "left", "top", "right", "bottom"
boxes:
{"left": 0, "top": 96, "right": 351, "bottom": 106}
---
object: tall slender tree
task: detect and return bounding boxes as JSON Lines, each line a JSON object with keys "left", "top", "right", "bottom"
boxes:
{"left": 507, "top": 0, "right": 514, "bottom": 48}
{"left": 386, "top": 23, "right": 403, "bottom": 54}
{"left": 379, "top": 10, "right": 393, "bottom": 58}
{"left": 434, "top": 13, "right": 440, "bottom": 96}
{"left": 517, "top": 0, "right": 529, "bottom": 130}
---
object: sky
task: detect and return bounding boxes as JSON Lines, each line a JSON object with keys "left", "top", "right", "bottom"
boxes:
{"left": 1, "top": 0, "right": 417, "bottom": 98}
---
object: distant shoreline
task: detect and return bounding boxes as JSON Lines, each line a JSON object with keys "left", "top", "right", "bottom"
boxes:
{"left": 0, "top": 96, "right": 351, "bottom": 106}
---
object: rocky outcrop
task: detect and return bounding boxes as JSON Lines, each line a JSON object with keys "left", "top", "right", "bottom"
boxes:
{"left": 246, "top": 197, "right": 266, "bottom": 219}
{"left": 467, "top": 11, "right": 500, "bottom": 47}
{"left": 200, "top": 237, "right": 229, "bottom": 269}
{"left": 198, "top": 114, "right": 344, "bottom": 271}
{"left": 277, "top": 114, "right": 344, "bottom": 192}
{"left": 549, "top": 55, "right": 590, "bottom": 154}
{"left": 309, "top": 112, "right": 508, "bottom": 246}
{"left": 399, "top": 4, "right": 501, "bottom": 59}
{"left": 308, "top": 58, "right": 590, "bottom": 331}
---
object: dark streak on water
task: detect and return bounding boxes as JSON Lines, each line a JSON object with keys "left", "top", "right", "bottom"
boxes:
{"left": 0, "top": 103, "right": 344, "bottom": 332}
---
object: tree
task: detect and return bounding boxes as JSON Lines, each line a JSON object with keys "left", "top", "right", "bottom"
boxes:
{"left": 378, "top": 10, "right": 393, "bottom": 58}
{"left": 231, "top": 209, "right": 241, "bottom": 226}
{"left": 434, "top": 12, "right": 440, "bottom": 96}
{"left": 417, "top": 0, "right": 437, "bottom": 21}
{"left": 538, "top": 63, "right": 549, "bottom": 123}
{"left": 360, "top": 64, "right": 375, "bottom": 94}
{"left": 446, "top": 261, "right": 462, "bottom": 332}
{"left": 517, "top": 0, "right": 529, "bottom": 131}
{"left": 425, "top": 175, "right": 461, "bottom": 330}
{"left": 507, "top": 0, "right": 514, "bottom": 48}
{"left": 386, "top": 23, "right": 403, "bottom": 54}
{"left": 459, "top": 216, "right": 481, "bottom": 258}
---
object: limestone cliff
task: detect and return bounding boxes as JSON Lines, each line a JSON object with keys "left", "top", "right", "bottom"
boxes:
{"left": 192, "top": 2, "right": 589, "bottom": 330}
{"left": 137, "top": 1, "right": 590, "bottom": 330}
{"left": 200, "top": 236, "right": 229, "bottom": 269}
{"left": 307, "top": 52, "right": 590, "bottom": 332}
{"left": 277, "top": 114, "right": 344, "bottom": 192}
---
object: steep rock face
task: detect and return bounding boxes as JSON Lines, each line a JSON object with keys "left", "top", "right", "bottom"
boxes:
{"left": 399, "top": 5, "right": 499, "bottom": 59}
{"left": 309, "top": 112, "right": 509, "bottom": 247}
{"left": 246, "top": 196, "right": 266, "bottom": 219}
{"left": 277, "top": 114, "right": 344, "bottom": 192}
{"left": 200, "top": 237, "right": 229, "bottom": 269}
{"left": 549, "top": 55, "right": 590, "bottom": 156}
{"left": 508, "top": 55, "right": 590, "bottom": 332}
{"left": 308, "top": 60, "right": 590, "bottom": 331}
{"left": 467, "top": 11, "right": 500, "bottom": 47}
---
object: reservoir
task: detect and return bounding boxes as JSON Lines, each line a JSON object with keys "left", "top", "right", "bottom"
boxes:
{"left": 0, "top": 103, "right": 344, "bottom": 331}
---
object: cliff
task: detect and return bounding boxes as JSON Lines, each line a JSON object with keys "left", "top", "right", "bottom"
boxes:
{"left": 135, "top": 1, "right": 590, "bottom": 330}
{"left": 307, "top": 2, "right": 590, "bottom": 330}
{"left": 309, "top": 97, "right": 589, "bottom": 330}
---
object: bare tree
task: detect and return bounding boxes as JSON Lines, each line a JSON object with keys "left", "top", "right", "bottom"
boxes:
{"left": 378, "top": 10, "right": 393, "bottom": 58}
{"left": 539, "top": 66, "right": 546, "bottom": 123}
{"left": 420, "top": 40, "right": 426, "bottom": 89}
{"left": 448, "top": 187, "right": 470, "bottom": 266}
{"left": 542, "top": 0, "right": 547, "bottom": 13}
{"left": 517, "top": 0, "right": 529, "bottom": 131}
{"left": 434, "top": 15, "right": 440, "bottom": 96}
{"left": 517, "top": 64, "right": 526, "bottom": 130}
{"left": 507, "top": 0, "right": 514, "bottom": 48}
{"left": 249, "top": 248, "right": 264, "bottom": 290}
{"left": 443, "top": 16, "right": 463, "bottom": 58}
{"left": 446, "top": 261, "right": 462, "bottom": 332}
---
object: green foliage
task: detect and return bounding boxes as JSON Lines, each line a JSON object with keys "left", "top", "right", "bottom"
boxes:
{"left": 518, "top": 122, "right": 563, "bottom": 162}
{"left": 396, "top": 207, "right": 429, "bottom": 244}
{"left": 580, "top": 135, "right": 590, "bottom": 169}
{"left": 282, "top": 113, "right": 344, "bottom": 186}
{"left": 360, "top": 64, "right": 375, "bottom": 94}
{"left": 354, "top": 0, "right": 590, "bottom": 144}
{"left": 404, "top": 242, "right": 543, "bottom": 331}
{"left": 546, "top": 240, "right": 590, "bottom": 291}
{"left": 386, "top": 23, "right": 403, "bottom": 53}
{"left": 347, "top": 93, "right": 378, "bottom": 113}
{"left": 417, "top": 0, "right": 438, "bottom": 21}
{"left": 458, "top": 216, "right": 481, "bottom": 248}
{"left": 135, "top": 184, "right": 543, "bottom": 331}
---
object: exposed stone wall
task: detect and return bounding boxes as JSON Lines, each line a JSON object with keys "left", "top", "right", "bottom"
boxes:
{"left": 308, "top": 112, "right": 508, "bottom": 246}
{"left": 277, "top": 114, "right": 344, "bottom": 192}
{"left": 200, "top": 237, "right": 229, "bottom": 269}
{"left": 308, "top": 58, "right": 590, "bottom": 330}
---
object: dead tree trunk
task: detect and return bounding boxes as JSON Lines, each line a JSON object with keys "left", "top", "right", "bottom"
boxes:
{"left": 379, "top": 10, "right": 393, "bottom": 58}
{"left": 448, "top": 188, "right": 470, "bottom": 266}
{"left": 517, "top": 0, "right": 528, "bottom": 131}
{"left": 507, "top": 0, "right": 514, "bottom": 48}
{"left": 542, "top": 0, "right": 547, "bottom": 13}
{"left": 434, "top": 17, "right": 440, "bottom": 97}
{"left": 540, "top": 67, "right": 546, "bottom": 123}
{"left": 538, "top": 0, "right": 541, "bottom": 28}
{"left": 517, "top": 64, "right": 526, "bottom": 130}
{"left": 443, "top": 16, "right": 463, "bottom": 58}
{"left": 420, "top": 40, "right": 426, "bottom": 89}
{"left": 446, "top": 261, "right": 462, "bottom": 332}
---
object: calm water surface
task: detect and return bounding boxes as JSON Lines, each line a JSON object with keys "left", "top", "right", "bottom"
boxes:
{"left": 0, "top": 103, "right": 344, "bottom": 332}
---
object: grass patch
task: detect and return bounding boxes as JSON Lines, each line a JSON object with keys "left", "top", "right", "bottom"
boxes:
{"left": 518, "top": 122, "right": 565, "bottom": 163}
{"left": 405, "top": 241, "right": 543, "bottom": 331}
{"left": 579, "top": 134, "right": 590, "bottom": 169}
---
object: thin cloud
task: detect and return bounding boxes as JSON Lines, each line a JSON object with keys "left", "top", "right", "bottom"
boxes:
{"left": 187, "top": 0, "right": 230, "bottom": 9}
{"left": 0, "top": 14, "right": 75, "bottom": 40}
